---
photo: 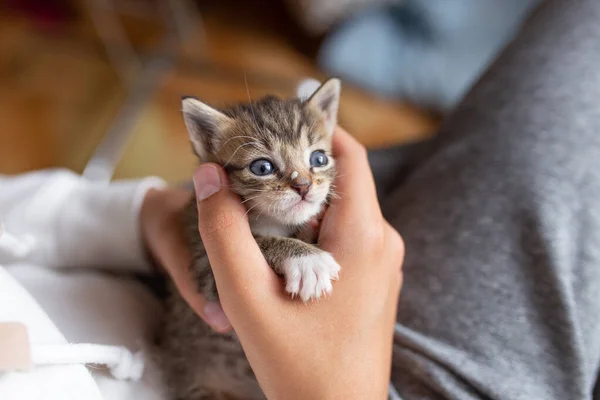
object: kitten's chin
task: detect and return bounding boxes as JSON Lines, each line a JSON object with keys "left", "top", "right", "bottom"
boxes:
{"left": 246, "top": 188, "right": 329, "bottom": 226}
{"left": 257, "top": 198, "right": 322, "bottom": 226}
{"left": 281, "top": 199, "right": 323, "bottom": 225}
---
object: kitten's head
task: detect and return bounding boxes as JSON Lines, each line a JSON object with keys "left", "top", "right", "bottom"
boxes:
{"left": 182, "top": 79, "right": 341, "bottom": 226}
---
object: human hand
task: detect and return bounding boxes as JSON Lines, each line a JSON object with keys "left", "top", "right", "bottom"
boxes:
{"left": 193, "top": 127, "right": 404, "bottom": 399}
{"left": 140, "top": 186, "right": 232, "bottom": 332}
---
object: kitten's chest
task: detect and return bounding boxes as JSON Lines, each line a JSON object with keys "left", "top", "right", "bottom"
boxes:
{"left": 249, "top": 217, "right": 295, "bottom": 238}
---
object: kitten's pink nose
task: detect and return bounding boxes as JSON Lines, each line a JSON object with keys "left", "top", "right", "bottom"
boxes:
{"left": 291, "top": 179, "right": 311, "bottom": 199}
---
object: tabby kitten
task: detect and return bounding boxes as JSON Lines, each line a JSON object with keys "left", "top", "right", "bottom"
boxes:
{"left": 158, "top": 79, "right": 342, "bottom": 400}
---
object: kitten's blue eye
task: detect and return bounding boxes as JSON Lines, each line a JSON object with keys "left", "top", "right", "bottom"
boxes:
{"left": 249, "top": 159, "right": 275, "bottom": 176}
{"left": 310, "top": 150, "right": 328, "bottom": 168}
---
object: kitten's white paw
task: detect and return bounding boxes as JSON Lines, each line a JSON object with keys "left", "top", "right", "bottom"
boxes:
{"left": 283, "top": 252, "right": 341, "bottom": 302}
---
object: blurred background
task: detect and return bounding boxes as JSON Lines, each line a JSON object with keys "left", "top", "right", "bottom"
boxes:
{"left": 0, "top": 0, "right": 539, "bottom": 183}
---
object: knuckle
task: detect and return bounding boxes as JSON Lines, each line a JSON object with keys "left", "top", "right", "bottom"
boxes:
{"left": 392, "top": 268, "right": 403, "bottom": 294}
{"left": 388, "top": 228, "right": 405, "bottom": 262}
{"left": 391, "top": 230, "right": 405, "bottom": 257}
{"left": 389, "top": 237, "right": 405, "bottom": 277}
{"left": 360, "top": 223, "right": 387, "bottom": 253}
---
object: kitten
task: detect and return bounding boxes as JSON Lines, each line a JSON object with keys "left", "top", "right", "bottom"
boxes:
{"left": 158, "top": 79, "right": 342, "bottom": 400}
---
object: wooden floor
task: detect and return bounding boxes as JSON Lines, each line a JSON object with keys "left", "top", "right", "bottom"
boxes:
{"left": 0, "top": 1, "right": 440, "bottom": 183}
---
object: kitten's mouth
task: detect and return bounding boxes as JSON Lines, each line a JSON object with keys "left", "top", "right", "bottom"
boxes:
{"left": 291, "top": 198, "right": 312, "bottom": 208}
{"left": 288, "top": 196, "right": 320, "bottom": 214}
{"left": 267, "top": 194, "right": 324, "bottom": 225}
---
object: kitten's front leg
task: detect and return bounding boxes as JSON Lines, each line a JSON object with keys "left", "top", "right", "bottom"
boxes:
{"left": 256, "top": 237, "right": 341, "bottom": 302}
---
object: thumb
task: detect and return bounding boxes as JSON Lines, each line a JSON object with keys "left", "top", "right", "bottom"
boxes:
{"left": 192, "top": 164, "right": 274, "bottom": 310}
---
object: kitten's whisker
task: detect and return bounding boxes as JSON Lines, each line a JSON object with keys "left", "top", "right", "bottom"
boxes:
{"left": 244, "top": 72, "right": 262, "bottom": 134}
{"left": 241, "top": 149, "right": 267, "bottom": 160}
{"left": 328, "top": 183, "right": 346, "bottom": 194}
{"left": 253, "top": 201, "right": 270, "bottom": 221}
{"left": 241, "top": 201, "right": 263, "bottom": 221}
{"left": 256, "top": 198, "right": 274, "bottom": 220}
{"left": 242, "top": 199, "right": 269, "bottom": 218}
{"left": 242, "top": 194, "right": 263, "bottom": 204}
{"left": 223, "top": 142, "right": 262, "bottom": 167}
{"left": 267, "top": 201, "right": 275, "bottom": 218}
{"left": 221, "top": 135, "right": 260, "bottom": 148}
{"left": 248, "top": 189, "right": 272, "bottom": 193}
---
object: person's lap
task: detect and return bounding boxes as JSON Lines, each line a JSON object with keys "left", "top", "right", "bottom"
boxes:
{"left": 374, "top": 0, "right": 600, "bottom": 398}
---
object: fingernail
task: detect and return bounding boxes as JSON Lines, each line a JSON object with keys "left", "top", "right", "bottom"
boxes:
{"left": 193, "top": 165, "right": 221, "bottom": 201}
{"left": 204, "top": 302, "right": 231, "bottom": 331}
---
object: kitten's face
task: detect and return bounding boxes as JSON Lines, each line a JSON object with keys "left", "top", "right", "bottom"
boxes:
{"left": 182, "top": 79, "right": 341, "bottom": 226}
{"left": 220, "top": 113, "right": 336, "bottom": 225}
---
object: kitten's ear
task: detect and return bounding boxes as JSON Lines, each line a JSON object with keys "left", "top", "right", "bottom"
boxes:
{"left": 182, "top": 97, "right": 232, "bottom": 159}
{"left": 305, "top": 78, "right": 341, "bottom": 136}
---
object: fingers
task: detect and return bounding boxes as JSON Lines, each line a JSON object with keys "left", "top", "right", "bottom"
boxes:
{"left": 320, "top": 127, "right": 382, "bottom": 252}
{"left": 329, "top": 127, "right": 381, "bottom": 223}
{"left": 164, "top": 236, "right": 232, "bottom": 333}
{"left": 192, "top": 164, "right": 276, "bottom": 307}
{"left": 140, "top": 188, "right": 232, "bottom": 332}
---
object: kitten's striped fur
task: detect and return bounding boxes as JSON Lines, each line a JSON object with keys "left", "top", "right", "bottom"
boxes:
{"left": 158, "top": 79, "right": 342, "bottom": 400}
